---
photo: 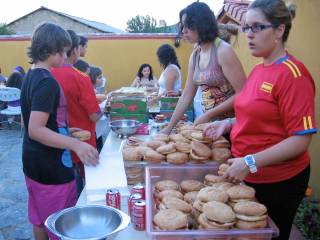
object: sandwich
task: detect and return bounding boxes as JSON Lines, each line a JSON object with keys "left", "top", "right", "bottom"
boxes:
{"left": 233, "top": 201, "right": 268, "bottom": 229}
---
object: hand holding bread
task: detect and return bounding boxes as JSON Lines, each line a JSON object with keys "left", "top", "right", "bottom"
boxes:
{"left": 203, "top": 120, "right": 231, "bottom": 140}
{"left": 70, "top": 129, "right": 91, "bottom": 141}
{"left": 222, "top": 157, "right": 250, "bottom": 183}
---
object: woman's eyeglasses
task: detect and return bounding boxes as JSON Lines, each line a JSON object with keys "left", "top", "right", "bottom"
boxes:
{"left": 242, "top": 23, "right": 275, "bottom": 33}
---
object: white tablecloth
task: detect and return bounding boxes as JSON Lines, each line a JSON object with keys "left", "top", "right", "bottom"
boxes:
{"left": 95, "top": 115, "right": 109, "bottom": 138}
{"left": 84, "top": 132, "right": 129, "bottom": 202}
{"left": 79, "top": 132, "right": 148, "bottom": 239}
{"left": 95, "top": 100, "right": 110, "bottom": 138}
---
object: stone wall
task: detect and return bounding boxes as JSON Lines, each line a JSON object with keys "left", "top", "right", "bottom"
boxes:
{"left": 8, "top": 9, "right": 104, "bottom": 34}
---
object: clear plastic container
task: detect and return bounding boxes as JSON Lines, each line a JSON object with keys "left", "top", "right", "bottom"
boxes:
{"left": 145, "top": 165, "right": 279, "bottom": 240}
{"left": 124, "top": 161, "right": 145, "bottom": 185}
{"left": 125, "top": 161, "right": 220, "bottom": 185}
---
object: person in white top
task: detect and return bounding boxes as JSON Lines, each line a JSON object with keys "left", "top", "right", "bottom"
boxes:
{"left": 131, "top": 63, "right": 159, "bottom": 91}
{"left": 149, "top": 44, "right": 182, "bottom": 104}
{"left": 157, "top": 44, "right": 182, "bottom": 95}
{"left": 149, "top": 44, "right": 182, "bottom": 107}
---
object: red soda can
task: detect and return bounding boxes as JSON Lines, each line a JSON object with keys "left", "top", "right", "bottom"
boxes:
{"left": 106, "top": 188, "right": 121, "bottom": 209}
{"left": 131, "top": 183, "right": 145, "bottom": 199}
{"left": 128, "top": 193, "right": 142, "bottom": 220}
{"left": 132, "top": 200, "right": 146, "bottom": 231}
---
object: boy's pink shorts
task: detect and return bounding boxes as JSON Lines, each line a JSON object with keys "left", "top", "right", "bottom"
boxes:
{"left": 25, "top": 176, "right": 77, "bottom": 239}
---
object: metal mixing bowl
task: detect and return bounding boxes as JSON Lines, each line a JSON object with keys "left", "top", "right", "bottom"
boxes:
{"left": 109, "top": 120, "right": 140, "bottom": 138}
{"left": 45, "top": 205, "right": 130, "bottom": 240}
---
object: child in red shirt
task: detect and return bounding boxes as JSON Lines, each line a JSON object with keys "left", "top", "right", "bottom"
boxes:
{"left": 52, "top": 30, "right": 102, "bottom": 194}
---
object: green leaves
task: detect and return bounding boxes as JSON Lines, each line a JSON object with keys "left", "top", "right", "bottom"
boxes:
{"left": 0, "top": 23, "right": 14, "bottom": 35}
{"left": 126, "top": 15, "right": 170, "bottom": 33}
{"left": 294, "top": 197, "right": 320, "bottom": 240}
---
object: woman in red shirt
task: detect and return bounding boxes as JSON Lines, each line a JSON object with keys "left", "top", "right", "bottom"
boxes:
{"left": 204, "top": 0, "right": 317, "bottom": 239}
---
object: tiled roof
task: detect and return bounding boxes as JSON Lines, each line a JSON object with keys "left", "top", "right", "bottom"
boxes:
{"left": 8, "top": 6, "right": 125, "bottom": 33}
{"left": 217, "top": 0, "right": 250, "bottom": 25}
{"left": 56, "top": 9, "right": 126, "bottom": 34}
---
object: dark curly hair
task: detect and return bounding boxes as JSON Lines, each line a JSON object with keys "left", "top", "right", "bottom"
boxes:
{"left": 156, "top": 44, "right": 181, "bottom": 69}
{"left": 137, "top": 63, "right": 153, "bottom": 81}
{"left": 28, "top": 23, "right": 71, "bottom": 64}
{"left": 180, "top": 2, "right": 219, "bottom": 44}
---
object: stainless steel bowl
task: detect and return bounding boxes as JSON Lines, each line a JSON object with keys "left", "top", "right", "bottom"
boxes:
{"left": 109, "top": 120, "right": 140, "bottom": 138}
{"left": 45, "top": 205, "right": 130, "bottom": 240}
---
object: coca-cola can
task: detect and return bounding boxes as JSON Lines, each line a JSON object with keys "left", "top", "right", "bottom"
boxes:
{"left": 128, "top": 193, "right": 142, "bottom": 220}
{"left": 131, "top": 183, "right": 145, "bottom": 199}
{"left": 132, "top": 200, "right": 146, "bottom": 231}
{"left": 106, "top": 188, "right": 121, "bottom": 209}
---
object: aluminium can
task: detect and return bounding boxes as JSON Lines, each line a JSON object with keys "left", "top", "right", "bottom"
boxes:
{"left": 132, "top": 200, "right": 146, "bottom": 231}
{"left": 106, "top": 188, "right": 121, "bottom": 209}
{"left": 128, "top": 193, "right": 143, "bottom": 220}
{"left": 131, "top": 183, "right": 145, "bottom": 199}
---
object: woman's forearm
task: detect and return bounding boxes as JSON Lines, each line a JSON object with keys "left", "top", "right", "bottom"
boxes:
{"left": 254, "top": 135, "right": 312, "bottom": 168}
{"left": 166, "top": 92, "right": 194, "bottom": 131}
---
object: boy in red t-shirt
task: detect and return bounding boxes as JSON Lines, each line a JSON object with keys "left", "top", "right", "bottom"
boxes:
{"left": 52, "top": 30, "right": 102, "bottom": 194}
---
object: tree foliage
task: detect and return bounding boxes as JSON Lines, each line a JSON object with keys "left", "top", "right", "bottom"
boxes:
{"left": 126, "top": 15, "right": 170, "bottom": 33}
{"left": 294, "top": 197, "right": 320, "bottom": 240}
{"left": 0, "top": 24, "right": 14, "bottom": 35}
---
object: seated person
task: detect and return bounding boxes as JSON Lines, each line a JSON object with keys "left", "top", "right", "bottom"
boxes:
{"left": 131, "top": 63, "right": 158, "bottom": 91}
{"left": 13, "top": 66, "right": 26, "bottom": 78}
{"left": 1, "top": 72, "right": 23, "bottom": 126}
{"left": 0, "top": 67, "right": 7, "bottom": 85}
{"left": 6, "top": 72, "right": 23, "bottom": 90}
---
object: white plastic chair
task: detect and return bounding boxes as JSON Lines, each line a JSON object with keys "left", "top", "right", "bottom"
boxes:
{"left": 0, "top": 87, "right": 22, "bottom": 133}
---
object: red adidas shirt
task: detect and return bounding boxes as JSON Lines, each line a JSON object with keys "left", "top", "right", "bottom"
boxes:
{"left": 231, "top": 54, "right": 317, "bottom": 183}
{"left": 52, "top": 65, "right": 100, "bottom": 163}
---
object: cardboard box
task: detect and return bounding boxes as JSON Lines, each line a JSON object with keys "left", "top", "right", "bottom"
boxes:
{"left": 111, "top": 98, "right": 147, "bottom": 114}
{"left": 110, "top": 112, "right": 148, "bottom": 123}
{"left": 160, "top": 97, "right": 193, "bottom": 111}
{"left": 160, "top": 110, "right": 194, "bottom": 122}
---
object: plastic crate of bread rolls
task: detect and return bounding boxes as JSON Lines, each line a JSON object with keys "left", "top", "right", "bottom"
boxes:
{"left": 145, "top": 165, "right": 279, "bottom": 240}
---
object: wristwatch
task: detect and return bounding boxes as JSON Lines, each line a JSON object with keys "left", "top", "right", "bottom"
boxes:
{"left": 244, "top": 155, "right": 258, "bottom": 173}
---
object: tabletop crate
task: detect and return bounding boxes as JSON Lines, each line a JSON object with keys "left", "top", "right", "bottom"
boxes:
{"left": 145, "top": 165, "right": 279, "bottom": 240}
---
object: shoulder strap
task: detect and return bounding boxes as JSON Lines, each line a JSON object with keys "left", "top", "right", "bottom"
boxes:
{"left": 212, "top": 38, "right": 222, "bottom": 66}
{"left": 214, "top": 37, "right": 222, "bottom": 48}
{"left": 192, "top": 47, "right": 201, "bottom": 71}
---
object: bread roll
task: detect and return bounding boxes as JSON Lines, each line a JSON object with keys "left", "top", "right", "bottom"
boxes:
{"left": 71, "top": 130, "right": 91, "bottom": 141}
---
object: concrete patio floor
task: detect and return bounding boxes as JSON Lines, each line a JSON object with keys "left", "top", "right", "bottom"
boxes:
{"left": 0, "top": 127, "right": 306, "bottom": 240}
